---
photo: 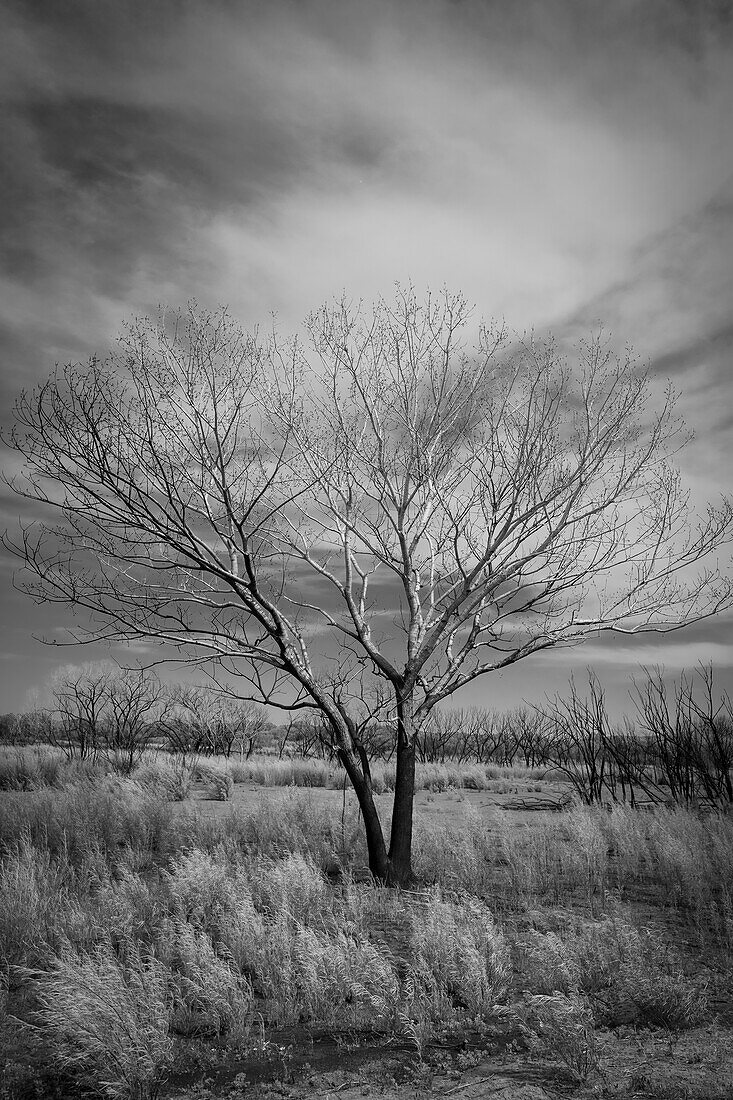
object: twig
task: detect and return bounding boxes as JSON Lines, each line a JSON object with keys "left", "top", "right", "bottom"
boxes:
{"left": 444, "top": 1074, "right": 496, "bottom": 1094}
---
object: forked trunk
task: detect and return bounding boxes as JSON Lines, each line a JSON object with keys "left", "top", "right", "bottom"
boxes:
{"left": 338, "top": 696, "right": 418, "bottom": 886}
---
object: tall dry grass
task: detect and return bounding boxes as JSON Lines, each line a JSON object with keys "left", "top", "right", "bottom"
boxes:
{"left": 517, "top": 915, "right": 709, "bottom": 1029}
{"left": 413, "top": 801, "right": 733, "bottom": 946}
{"left": 227, "top": 753, "right": 545, "bottom": 793}
{"left": 36, "top": 941, "right": 173, "bottom": 1100}
{"left": 0, "top": 744, "right": 111, "bottom": 791}
{"left": 0, "top": 837, "right": 86, "bottom": 968}
{"left": 1, "top": 770, "right": 730, "bottom": 1097}
{"left": 162, "top": 848, "right": 510, "bottom": 1034}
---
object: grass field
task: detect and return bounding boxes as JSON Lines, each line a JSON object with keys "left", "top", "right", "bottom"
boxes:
{"left": 1, "top": 747, "right": 732, "bottom": 1100}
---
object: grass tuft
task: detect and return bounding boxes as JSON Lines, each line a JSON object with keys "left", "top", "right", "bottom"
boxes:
{"left": 35, "top": 940, "right": 173, "bottom": 1099}
{"left": 519, "top": 991, "right": 598, "bottom": 1081}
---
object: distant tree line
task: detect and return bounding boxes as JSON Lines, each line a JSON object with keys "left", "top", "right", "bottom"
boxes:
{"left": 410, "top": 667, "right": 733, "bottom": 810}
{"left": 313, "top": 666, "right": 732, "bottom": 811}
{"left": 2, "top": 662, "right": 731, "bottom": 809}
{"left": 0, "top": 663, "right": 269, "bottom": 773}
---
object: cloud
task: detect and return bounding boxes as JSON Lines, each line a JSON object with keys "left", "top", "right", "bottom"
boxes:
{"left": 546, "top": 638, "right": 733, "bottom": 671}
{"left": 1, "top": 0, "right": 732, "bottom": 707}
{"left": 556, "top": 185, "right": 733, "bottom": 491}
{"left": 3, "top": 0, "right": 732, "bottom": 350}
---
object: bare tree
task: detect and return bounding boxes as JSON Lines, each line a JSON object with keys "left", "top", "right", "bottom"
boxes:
{"left": 467, "top": 708, "right": 505, "bottom": 765}
{"left": 631, "top": 667, "right": 701, "bottom": 805}
{"left": 274, "top": 715, "right": 295, "bottom": 759}
{"left": 5, "top": 291, "right": 733, "bottom": 883}
{"left": 418, "top": 708, "right": 464, "bottom": 763}
{"left": 49, "top": 662, "right": 115, "bottom": 761}
{"left": 289, "top": 712, "right": 333, "bottom": 760}
{"left": 505, "top": 706, "right": 552, "bottom": 769}
{"left": 172, "top": 685, "right": 265, "bottom": 759}
{"left": 601, "top": 719, "right": 662, "bottom": 807}
{"left": 0, "top": 713, "right": 30, "bottom": 746}
{"left": 631, "top": 665, "right": 733, "bottom": 807}
{"left": 539, "top": 674, "right": 610, "bottom": 804}
{"left": 417, "top": 707, "right": 504, "bottom": 765}
{"left": 0, "top": 711, "right": 54, "bottom": 746}
{"left": 21, "top": 708, "right": 55, "bottom": 747}
{"left": 47, "top": 662, "right": 167, "bottom": 770}
{"left": 682, "top": 665, "right": 733, "bottom": 806}
{"left": 104, "top": 668, "right": 169, "bottom": 773}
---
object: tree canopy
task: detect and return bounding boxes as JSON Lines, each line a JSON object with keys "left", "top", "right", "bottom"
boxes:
{"left": 5, "top": 289, "right": 733, "bottom": 882}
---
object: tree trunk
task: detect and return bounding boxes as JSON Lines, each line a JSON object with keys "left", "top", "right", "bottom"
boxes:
{"left": 338, "top": 749, "right": 390, "bottom": 882}
{"left": 334, "top": 699, "right": 417, "bottom": 887}
{"left": 387, "top": 696, "right": 417, "bottom": 886}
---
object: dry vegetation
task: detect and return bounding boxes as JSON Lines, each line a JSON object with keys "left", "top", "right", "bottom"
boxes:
{"left": 0, "top": 737, "right": 732, "bottom": 1100}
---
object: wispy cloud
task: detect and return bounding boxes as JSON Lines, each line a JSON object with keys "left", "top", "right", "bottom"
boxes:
{"left": 545, "top": 638, "right": 733, "bottom": 672}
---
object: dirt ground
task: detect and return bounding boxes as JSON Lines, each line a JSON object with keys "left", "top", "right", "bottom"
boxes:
{"left": 178, "top": 774, "right": 571, "bottom": 830}
{"left": 163, "top": 1021, "right": 733, "bottom": 1100}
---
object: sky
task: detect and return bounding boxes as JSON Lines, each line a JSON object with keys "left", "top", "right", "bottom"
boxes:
{"left": 1, "top": 0, "right": 732, "bottom": 717}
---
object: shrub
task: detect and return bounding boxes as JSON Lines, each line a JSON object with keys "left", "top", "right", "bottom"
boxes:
{"left": 519, "top": 992, "right": 598, "bottom": 1082}
{"left": 519, "top": 917, "right": 709, "bottom": 1029}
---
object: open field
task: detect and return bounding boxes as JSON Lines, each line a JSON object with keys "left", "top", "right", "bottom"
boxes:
{"left": 1, "top": 748, "right": 732, "bottom": 1100}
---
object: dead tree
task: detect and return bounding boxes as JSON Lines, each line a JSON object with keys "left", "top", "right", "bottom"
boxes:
{"left": 6, "top": 292, "right": 733, "bottom": 883}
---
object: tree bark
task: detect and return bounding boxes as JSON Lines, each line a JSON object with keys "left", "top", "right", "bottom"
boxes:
{"left": 338, "top": 748, "right": 391, "bottom": 881}
{"left": 387, "top": 696, "right": 417, "bottom": 886}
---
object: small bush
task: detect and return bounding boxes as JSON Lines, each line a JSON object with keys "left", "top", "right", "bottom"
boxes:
{"left": 519, "top": 917, "right": 709, "bottom": 1029}
{"left": 519, "top": 992, "right": 598, "bottom": 1082}
{"left": 134, "top": 756, "right": 194, "bottom": 802}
